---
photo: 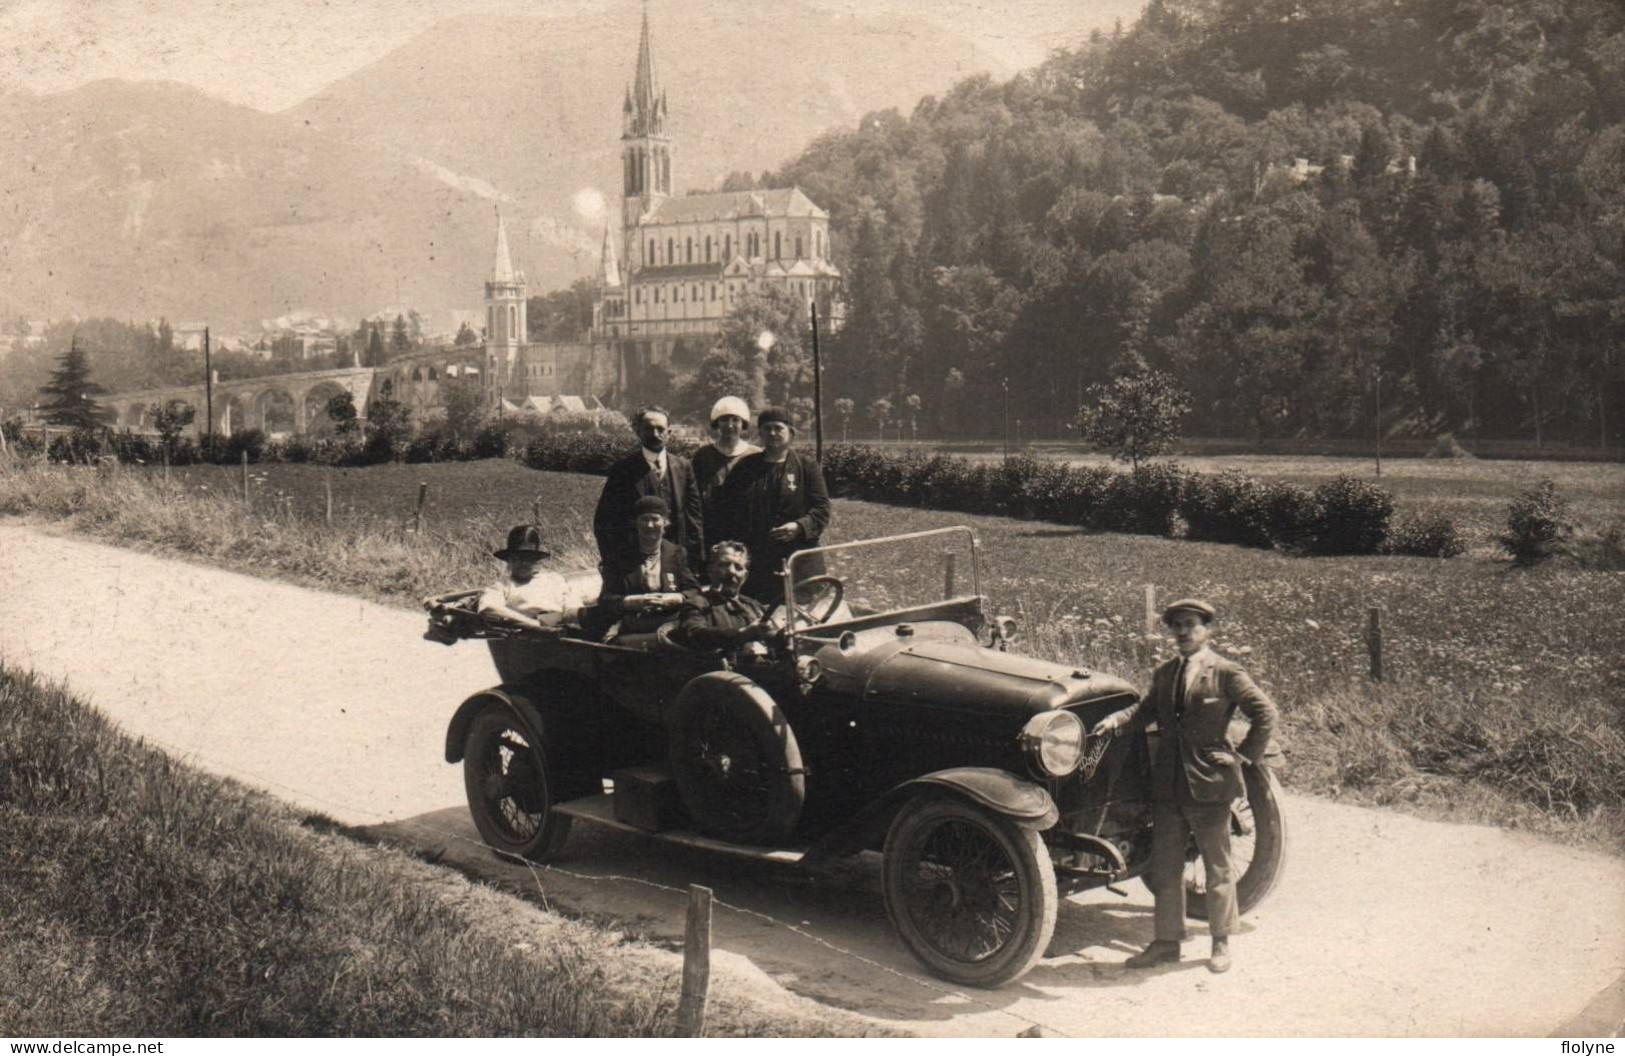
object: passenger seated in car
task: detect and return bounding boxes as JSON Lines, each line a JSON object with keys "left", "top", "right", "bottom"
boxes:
{"left": 677, "top": 541, "right": 773, "bottom": 651}
{"left": 587, "top": 496, "right": 699, "bottom": 638}
{"left": 478, "top": 525, "right": 584, "bottom": 633}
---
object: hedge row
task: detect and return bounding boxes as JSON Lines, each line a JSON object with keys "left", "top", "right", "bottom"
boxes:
{"left": 14, "top": 425, "right": 1463, "bottom": 558}
{"left": 509, "top": 437, "right": 1464, "bottom": 558}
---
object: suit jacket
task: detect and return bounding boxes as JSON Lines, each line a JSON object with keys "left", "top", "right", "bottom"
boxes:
{"left": 1110, "top": 647, "right": 1277, "bottom": 804}
{"left": 594, "top": 540, "right": 700, "bottom": 617}
{"left": 713, "top": 448, "right": 832, "bottom": 600}
{"left": 592, "top": 449, "right": 704, "bottom": 563}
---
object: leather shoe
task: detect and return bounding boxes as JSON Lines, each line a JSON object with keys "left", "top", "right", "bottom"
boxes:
{"left": 1124, "top": 941, "right": 1181, "bottom": 969}
{"left": 1208, "top": 938, "right": 1232, "bottom": 974}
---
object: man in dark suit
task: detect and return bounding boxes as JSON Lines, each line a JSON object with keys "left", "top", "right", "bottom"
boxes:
{"left": 712, "top": 406, "right": 832, "bottom": 605}
{"left": 676, "top": 541, "right": 772, "bottom": 652}
{"left": 592, "top": 405, "right": 703, "bottom": 565}
{"left": 1091, "top": 598, "right": 1277, "bottom": 975}
{"left": 587, "top": 496, "right": 699, "bottom": 637}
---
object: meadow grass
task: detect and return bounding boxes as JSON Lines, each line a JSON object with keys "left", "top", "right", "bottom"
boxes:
{"left": 0, "top": 663, "right": 875, "bottom": 1037}
{"left": 3, "top": 453, "right": 1621, "bottom": 849}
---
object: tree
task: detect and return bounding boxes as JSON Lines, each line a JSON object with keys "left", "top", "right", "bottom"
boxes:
{"left": 149, "top": 399, "right": 196, "bottom": 450}
{"left": 440, "top": 376, "right": 486, "bottom": 441}
{"left": 710, "top": 287, "right": 810, "bottom": 410}
{"left": 834, "top": 397, "right": 855, "bottom": 441}
{"left": 325, "top": 391, "right": 360, "bottom": 435}
{"left": 905, "top": 393, "right": 922, "bottom": 442}
{"left": 390, "top": 315, "right": 412, "bottom": 358}
{"left": 454, "top": 322, "right": 479, "bottom": 347}
{"left": 870, "top": 397, "right": 893, "bottom": 440}
{"left": 364, "top": 327, "right": 387, "bottom": 368}
{"left": 1077, "top": 365, "right": 1190, "bottom": 468}
{"left": 37, "top": 337, "right": 111, "bottom": 429}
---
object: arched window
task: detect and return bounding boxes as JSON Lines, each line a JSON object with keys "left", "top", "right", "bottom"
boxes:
{"left": 774, "top": 232, "right": 782, "bottom": 259}
{"left": 666, "top": 238, "right": 674, "bottom": 263}
{"left": 686, "top": 237, "right": 693, "bottom": 263}
{"left": 635, "top": 288, "right": 642, "bottom": 304}
{"left": 487, "top": 306, "right": 494, "bottom": 336}
{"left": 704, "top": 235, "right": 712, "bottom": 261}
{"left": 648, "top": 240, "right": 655, "bottom": 264}
{"left": 692, "top": 285, "right": 699, "bottom": 301}
{"left": 710, "top": 284, "right": 717, "bottom": 301}
{"left": 815, "top": 230, "right": 822, "bottom": 258}
{"left": 796, "top": 236, "right": 803, "bottom": 259}
{"left": 676, "top": 286, "right": 682, "bottom": 302}
{"left": 509, "top": 305, "right": 517, "bottom": 337}
{"left": 723, "top": 234, "right": 732, "bottom": 260}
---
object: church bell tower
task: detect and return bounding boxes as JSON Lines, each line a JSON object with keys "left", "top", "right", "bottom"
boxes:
{"left": 621, "top": 7, "right": 671, "bottom": 247}
{"left": 484, "top": 209, "right": 526, "bottom": 401}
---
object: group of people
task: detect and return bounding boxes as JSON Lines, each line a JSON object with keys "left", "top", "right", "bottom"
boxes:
{"left": 478, "top": 396, "right": 832, "bottom": 649}
{"left": 474, "top": 401, "right": 1275, "bottom": 978}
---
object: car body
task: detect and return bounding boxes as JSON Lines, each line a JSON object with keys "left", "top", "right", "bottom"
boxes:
{"left": 426, "top": 526, "right": 1285, "bottom": 987}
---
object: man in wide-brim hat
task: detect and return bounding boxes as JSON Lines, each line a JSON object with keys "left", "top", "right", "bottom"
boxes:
{"left": 478, "top": 524, "right": 584, "bottom": 632}
{"left": 1091, "top": 597, "right": 1277, "bottom": 975}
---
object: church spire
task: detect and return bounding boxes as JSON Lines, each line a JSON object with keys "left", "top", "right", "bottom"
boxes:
{"left": 628, "top": 5, "right": 661, "bottom": 137}
{"left": 490, "top": 208, "right": 517, "bottom": 284}
{"left": 600, "top": 221, "right": 621, "bottom": 288}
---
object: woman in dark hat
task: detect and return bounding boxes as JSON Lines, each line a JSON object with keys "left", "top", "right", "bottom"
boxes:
{"left": 712, "top": 406, "right": 832, "bottom": 604}
{"left": 477, "top": 524, "right": 584, "bottom": 631}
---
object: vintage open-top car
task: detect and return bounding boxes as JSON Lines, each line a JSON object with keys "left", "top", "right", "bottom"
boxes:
{"left": 424, "top": 526, "right": 1286, "bottom": 987}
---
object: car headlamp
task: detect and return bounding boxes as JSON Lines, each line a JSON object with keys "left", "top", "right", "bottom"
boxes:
{"left": 1020, "top": 710, "right": 1085, "bottom": 778}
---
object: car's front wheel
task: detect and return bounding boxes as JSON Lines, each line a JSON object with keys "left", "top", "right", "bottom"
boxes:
{"left": 882, "top": 796, "right": 1057, "bottom": 988}
{"left": 462, "top": 709, "right": 572, "bottom": 862}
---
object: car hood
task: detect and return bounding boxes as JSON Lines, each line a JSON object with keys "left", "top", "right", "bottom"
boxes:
{"left": 847, "top": 632, "right": 1138, "bottom": 717}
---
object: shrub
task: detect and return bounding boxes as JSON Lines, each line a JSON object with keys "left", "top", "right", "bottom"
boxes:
{"left": 1307, "top": 474, "right": 1394, "bottom": 555}
{"left": 218, "top": 429, "right": 268, "bottom": 465}
{"left": 1182, "top": 470, "right": 1274, "bottom": 548}
{"left": 471, "top": 423, "right": 510, "bottom": 460}
{"left": 1500, "top": 479, "right": 1571, "bottom": 565}
{"left": 1108, "top": 462, "right": 1189, "bottom": 536}
{"left": 1386, "top": 511, "right": 1467, "bottom": 558}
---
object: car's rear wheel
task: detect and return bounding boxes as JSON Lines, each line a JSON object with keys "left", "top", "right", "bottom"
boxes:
{"left": 462, "top": 709, "right": 572, "bottom": 862}
{"left": 882, "top": 796, "right": 1057, "bottom": 988}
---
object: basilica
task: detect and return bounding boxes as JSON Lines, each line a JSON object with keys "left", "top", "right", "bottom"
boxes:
{"left": 470, "top": 8, "right": 843, "bottom": 412}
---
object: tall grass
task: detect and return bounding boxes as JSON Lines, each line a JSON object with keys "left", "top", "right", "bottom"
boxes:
{"left": 0, "top": 664, "right": 876, "bottom": 1037}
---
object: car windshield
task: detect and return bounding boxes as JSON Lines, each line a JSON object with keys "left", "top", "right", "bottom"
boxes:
{"left": 785, "top": 526, "right": 980, "bottom": 618}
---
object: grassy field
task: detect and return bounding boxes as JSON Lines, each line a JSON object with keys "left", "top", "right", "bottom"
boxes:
{"left": 3, "top": 454, "right": 1621, "bottom": 849}
{"left": 0, "top": 663, "right": 874, "bottom": 1037}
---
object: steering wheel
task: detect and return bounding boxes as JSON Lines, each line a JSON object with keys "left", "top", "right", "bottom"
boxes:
{"left": 786, "top": 575, "right": 845, "bottom": 629}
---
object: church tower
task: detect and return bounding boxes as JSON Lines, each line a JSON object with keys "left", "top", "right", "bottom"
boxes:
{"left": 484, "top": 210, "right": 527, "bottom": 397}
{"left": 621, "top": 7, "right": 671, "bottom": 247}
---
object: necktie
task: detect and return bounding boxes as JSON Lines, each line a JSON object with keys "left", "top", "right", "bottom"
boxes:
{"left": 1172, "top": 657, "right": 1188, "bottom": 724}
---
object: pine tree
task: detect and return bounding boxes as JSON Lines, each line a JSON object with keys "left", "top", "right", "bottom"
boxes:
{"left": 364, "top": 327, "right": 387, "bottom": 367}
{"left": 38, "top": 337, "right": 111, "bottom": 429}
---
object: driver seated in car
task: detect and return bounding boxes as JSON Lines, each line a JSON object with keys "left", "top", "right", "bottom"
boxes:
{"left": 677, "top": 541, "right": 773, "bottom": 651}
{"left": 586, "top": 495, "right": 699, "bottom": 639}
{"left": 477, "top": 524, "right": 585, "bottom": 633}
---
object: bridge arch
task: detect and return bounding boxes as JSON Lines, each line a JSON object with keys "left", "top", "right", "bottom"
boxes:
{"left": 254, "top": 388, "right": 297, "bottom": 435}
{"left": 218, "top": 395, "right": 247, "bottom": 435}
{"left": 301, "top": 381, "right": 349, "bottom": 436}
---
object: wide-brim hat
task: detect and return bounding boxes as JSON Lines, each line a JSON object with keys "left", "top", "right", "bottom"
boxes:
{"left": 494, "top": 524, "right": 551, "bottom": 560}
{"left": 1162, "top": 597, "right": 1216, "bottom": 624}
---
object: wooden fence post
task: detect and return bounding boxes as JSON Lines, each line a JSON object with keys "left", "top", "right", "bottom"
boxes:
{"left": 240, "top": 450, "right": 249, "bottom": 505}
{"left": 943, "top": 550, "right": 957, "bottom": 600}
{"left": 324, "top": 472, "right": 333, "bottom": 527}
{"left": 413, "top": 481, "right": 428, "bottom": 535}
{"left": 1367, "top": 607, "right": 1384, "bottom": 681}
{"left": 677, "top": 884, "right": 713, "bottom": 1037}
{"left": 531, "top": 495, "right": 542, "bottom": 526}
{"left": 1144, "top": 583, "right": 1157, "bottom": 637}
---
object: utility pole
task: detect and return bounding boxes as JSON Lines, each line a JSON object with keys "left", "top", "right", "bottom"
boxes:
{"left": 1373, "top": 365, "right": 1382, "bottom": 477}
{"left": 1002, "top": 376, "right": 1011, "bottom": 459}
{"left": 203, "top": 326, "right": 214, "bottom": 451}
{"left": 811, "top": 301, "right": 824, "bottom": 461}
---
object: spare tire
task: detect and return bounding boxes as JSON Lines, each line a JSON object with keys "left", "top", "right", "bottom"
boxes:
{"left": 667, "top": 672, "right": 805, "bottom": 844}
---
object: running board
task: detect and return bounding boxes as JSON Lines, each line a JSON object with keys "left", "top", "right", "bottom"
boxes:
{"left": 553, "top": 793, "right": 808, "bottom": 865}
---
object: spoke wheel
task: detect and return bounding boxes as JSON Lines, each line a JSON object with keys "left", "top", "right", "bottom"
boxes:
{"left": 668, "top": 673, "right": 805, "bottom": 845}
{"left": 463, "top": 709, "right": 572, "bottom": 862}
{"left": 882, "top": 796, "right": 1056, "bottom": 988}
{"left": 1181, "top": 763, "right": 1287, "bottom": 918}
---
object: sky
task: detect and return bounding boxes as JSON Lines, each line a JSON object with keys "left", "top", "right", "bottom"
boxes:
{"left": 0, "top": 0, "right": 1144, "bottom": 112}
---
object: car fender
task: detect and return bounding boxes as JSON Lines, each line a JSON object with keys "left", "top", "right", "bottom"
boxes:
{"left": 444, "top": 687, "right": 547, "bottom": 764}
{"left": 803, "top": 767, "right": 1057, "bottom": 867}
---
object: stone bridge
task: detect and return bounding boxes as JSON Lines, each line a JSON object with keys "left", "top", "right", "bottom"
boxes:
{"left": 105, "top": 366, "right": 381, "bottom": 437}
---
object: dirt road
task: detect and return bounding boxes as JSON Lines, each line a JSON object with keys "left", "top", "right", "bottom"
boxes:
{"left": 2, "top": 523, "right": 1621, "bottom": 1037}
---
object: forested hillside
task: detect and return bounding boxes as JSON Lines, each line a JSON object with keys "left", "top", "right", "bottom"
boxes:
{"left": 771, "top": 0, "right": 1625, "bottom": 446}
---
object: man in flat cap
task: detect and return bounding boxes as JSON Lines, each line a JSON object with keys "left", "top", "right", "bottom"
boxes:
{"left": 592, "top": 405, "right": 703, "bottom": 565}
{"left": 1091, "top": 597, "right": 1277, "bottom": 974}
{"left": 713, "top": 406, "right": 832, "bottom": 604}
{"left": 691, "top": 395, "right": 761, "bottom": 556}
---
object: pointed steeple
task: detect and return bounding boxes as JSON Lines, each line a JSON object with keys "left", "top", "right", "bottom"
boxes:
{"left": 600, "top": 221, "right": 621, "bottom": 288}
{"left": 491, "top": 209, "right": 516, "bottom": 284}
{"left": 627, "top": 5, "right": 662, "bottom": 137}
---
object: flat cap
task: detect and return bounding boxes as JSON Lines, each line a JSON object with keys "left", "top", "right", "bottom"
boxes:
{"left": 1161, "top": 597, "right": 1216, "bottom": 624}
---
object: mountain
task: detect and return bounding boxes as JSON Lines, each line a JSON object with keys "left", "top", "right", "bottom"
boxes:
{"left": 0, "top": 3, "right": 1014, "bottom": 331}
{"left": 0, "top": 80, "right": 504, "bottom": 332}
